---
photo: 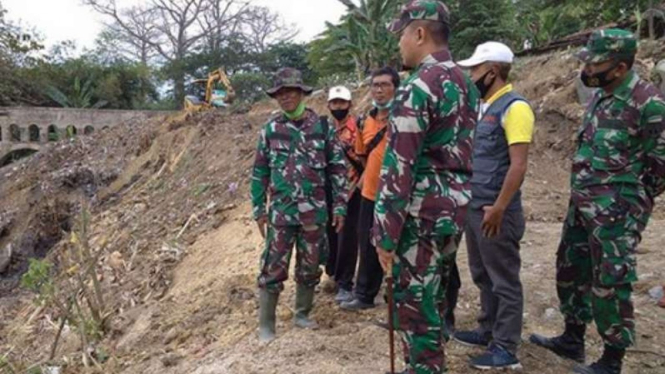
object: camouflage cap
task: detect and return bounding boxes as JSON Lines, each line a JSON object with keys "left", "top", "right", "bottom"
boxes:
{"left": 576, "top": 28, "right": 637, "bottom": 64}
{"left": 387, "top": 0, "right": 450, "bottom": 34}
{"left": 265, "top": 68, "right": 313, "bottom": 97}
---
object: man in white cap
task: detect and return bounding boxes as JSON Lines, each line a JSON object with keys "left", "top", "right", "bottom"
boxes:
{"left": 324, "top": 85, "right": 362, "bottom": 304}
{"left": 454, "top": 42, "right": 535, "bottom": 370}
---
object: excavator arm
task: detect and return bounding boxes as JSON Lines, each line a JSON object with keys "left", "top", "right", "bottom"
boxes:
{"left": 206, "top": 68, "right": 236, "bottom": 105}
{"left": 184, "top": 67, "right": 236, "bottom": 113}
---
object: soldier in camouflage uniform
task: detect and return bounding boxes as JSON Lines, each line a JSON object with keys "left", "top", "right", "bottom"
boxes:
{"left": 251, "top": 68, "right": 348, "bottom": 343}
{"left": 373, "top": 1, "right": 480, "bottom": 372}
{"left": 530, "top": 29, "right": 665, "bottom": 374}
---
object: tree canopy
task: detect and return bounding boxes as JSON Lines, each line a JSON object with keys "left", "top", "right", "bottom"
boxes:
{"left": 0, "top": 0, "right": 660, "bottom": 109}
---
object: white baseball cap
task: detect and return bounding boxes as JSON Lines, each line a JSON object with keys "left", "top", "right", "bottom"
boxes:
{"left": 328, "top": 86, "right": 352, "bottom": 102}
{"left": 457, "top": 42, "right": 514, "bottom": 68}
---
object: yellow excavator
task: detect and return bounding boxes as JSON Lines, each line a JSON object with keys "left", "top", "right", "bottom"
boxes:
{"left": 184, "top": 67, "right": 236, "bottom": 112}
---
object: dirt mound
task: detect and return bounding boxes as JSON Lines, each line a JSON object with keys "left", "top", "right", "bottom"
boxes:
{"left": 0, "top": 114, "right": 165, "bottom": 295}
{"left": 0, "top": 90, "right": 371, "bottom": 371}
{"left": 0, "top": 107, "right": 267, "bottom": 368}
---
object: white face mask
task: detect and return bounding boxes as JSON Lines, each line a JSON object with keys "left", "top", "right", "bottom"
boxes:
{"left": 373, "top": 99, "right": 393, "bottom": 110}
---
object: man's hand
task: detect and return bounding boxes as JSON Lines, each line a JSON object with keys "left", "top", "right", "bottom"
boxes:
{"left": 256, "top": 216, "right": 268, "bottom": 238}
{"left": 481, "top": 205, "right": 504, "bottom": 238}
{"left": 376, "top": 247, "right": 395, "bottom": 274}
{"left": 333, "top": 214, "right": 345, "bottom": 233}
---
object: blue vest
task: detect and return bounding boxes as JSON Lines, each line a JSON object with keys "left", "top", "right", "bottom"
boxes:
{"left": 470, "top": 91, "right": 530, "bottom": 211}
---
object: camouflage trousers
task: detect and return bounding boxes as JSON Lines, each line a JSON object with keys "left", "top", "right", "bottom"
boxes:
{"left": 257, "top": 224, "right": 327, "bottom": 293}
{"left": 556, "top": 199, "right": 647, "bottom": 349}
{"left": 391, "top": 217, "right": 458, "bottom": 374}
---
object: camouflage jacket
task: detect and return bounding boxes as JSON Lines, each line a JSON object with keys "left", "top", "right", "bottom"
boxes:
{"left": 251, "top": 108, "right": 349, "bottom": 226}
{"left": 572, "top": 70, "right": 665, "bottom": 218}
{"left": 371, "top": 50, "right": 480, "bottom": 251}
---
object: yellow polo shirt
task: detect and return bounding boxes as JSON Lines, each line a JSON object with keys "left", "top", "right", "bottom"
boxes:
{"left": 481, "top": 84, "right": 535, "bottom": 145}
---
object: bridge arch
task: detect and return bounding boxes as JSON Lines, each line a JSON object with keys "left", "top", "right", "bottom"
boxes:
{"left": 66, "top": 125, "right": 77, "bottom": 138}
{"left": 0, "top": 143, "right": 41, "bottom": 167}
{"left": 47, "top": 125, "right": 59, "bottom": 142}
{"left": 9, "top": 124, "right": 20, "bottom": 142}
{"left": 28, "top": 125, "right": 40, "bottom": 142}
{"left": 84, "top": 126, "right": 94, "bottom": 135}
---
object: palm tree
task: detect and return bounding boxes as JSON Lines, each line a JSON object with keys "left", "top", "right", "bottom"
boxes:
{"left": 45, "top": 76, "right": 108, "bottom": 109}
{"left": 324, "top": 0, "right": 401, "bottom": 80}
{"left": 325, "top": 19, "right": 371, "bottom": 81}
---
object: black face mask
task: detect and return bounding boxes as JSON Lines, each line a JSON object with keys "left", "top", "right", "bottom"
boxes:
{"left": 330, "top": 109, "right": 350, "bottom": 121}
{"left": 580, "top": 62, "right": 619, "bottom": 88}
{"left": 474, "top": 70, "right": 496, "bottom": 99}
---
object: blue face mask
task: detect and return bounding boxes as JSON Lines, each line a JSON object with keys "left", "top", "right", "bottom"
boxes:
{"left": 373, "top": 99, "right": 393, "bottom": 110}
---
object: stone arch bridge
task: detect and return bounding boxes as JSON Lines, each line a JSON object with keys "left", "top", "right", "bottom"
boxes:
{"left": 0, "top": 107, "right": 176, "bottom": 165}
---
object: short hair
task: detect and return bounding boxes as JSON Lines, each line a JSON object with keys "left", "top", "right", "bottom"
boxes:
{"left": 371, "top": 66, "right": 400, "bottom": 88}
{"left": 411, "top": 20, "right": 450, "bottom": 45}
{"left": 496, "top": 62, "right": 512, "bottom": 81}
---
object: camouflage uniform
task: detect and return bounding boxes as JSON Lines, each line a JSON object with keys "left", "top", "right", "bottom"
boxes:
{"left": 557, "top": 29, "right": 665, "bottom": 350}
{"left": 372, "top": 2, "right": 480, "bottom": 372}
{"left": 251, "top": 69, "right": 348, "bottom": 293}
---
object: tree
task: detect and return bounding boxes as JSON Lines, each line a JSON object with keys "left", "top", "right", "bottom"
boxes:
{"left": 513, "top": 0, "right": 653, "bottom": 48}
{"left": 240, "top": 6, "right": 298, "bottom": 54}
{"left": 194, "top": 41, "right": 315, "bottom": 105}
{"left": 0, "top": 3, "right": 44, "bottom": 105}
{"left": 230, "top": 72, "right": 270, "bottom": 104}
{"left": 84, "top": 0, "right": 291, "bottom": 107}
{"left": 307, "top": 29, "right": 355, "bottom": 80}
{"left": 94, "top": 7, "right": 160, "bottom": 65}
{"left": 23, "top": 52, "right": 158, "bottom": 109}
{"left": 197, "top": 0, "right": 248, "bottom": 55}
{"left": 181, "top": 4, "right": 303, "bottom": 106}
{"left": 257, "top": 42, "right": 316, "bottom": 83}
{"left": 85, "top": 0, "right": 211, "bottom": 107}
{"left": 0, "top": 3, "right": 43, "bottom": 65}
{"left": 448, "top": 0, "right": 520, "bottom": 59}
{"left": 45, "top": 76, "right": 107, "bottom": 109}
{"left": 337, "top": 0, "right": 401, "bottom": 70}
{"left": 312, "top": 0, "right": 401, "bottom": 82}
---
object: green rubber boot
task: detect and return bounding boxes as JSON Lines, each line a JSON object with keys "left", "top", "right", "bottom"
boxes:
{"left": 258, "top": 289, "right": 279, "bottom": 343}
{"left": 294, "top": 284, "right": 318, "bottom": 329}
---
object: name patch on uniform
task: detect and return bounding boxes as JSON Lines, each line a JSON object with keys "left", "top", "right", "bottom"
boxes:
{"left": 268, "top": 133, "right": 292, "bottom": 142}
{"left": 305, "top": 133, "right": 326, "bottom": 141}
{"left": 598, "top": 119, "right": 625, "bottom": 129}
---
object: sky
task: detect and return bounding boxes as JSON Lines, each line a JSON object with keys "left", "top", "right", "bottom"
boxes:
{"left": 3, "top": 0, "right": 347, "bottom": 50}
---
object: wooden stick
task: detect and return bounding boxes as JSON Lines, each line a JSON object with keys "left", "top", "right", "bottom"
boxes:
{"left": 176, "top": 214, "right": 198, "bottom": 240}
{"left": 49, "top": 300, "right": 73, "bottom": 361}
{"left": 386, "top": 257, "right": 395, "bottom": 374}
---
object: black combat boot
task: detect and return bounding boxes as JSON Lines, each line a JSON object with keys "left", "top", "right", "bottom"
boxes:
{"left": 572, "top": 345, "right": 624, "bottom": 374}
{"left": 529, "top": 323, "right": 586, "bottom": 363}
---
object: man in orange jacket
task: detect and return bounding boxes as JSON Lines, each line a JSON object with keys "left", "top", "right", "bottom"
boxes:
{"left": 340, "top": 67, "right": 400, "bottom": 311}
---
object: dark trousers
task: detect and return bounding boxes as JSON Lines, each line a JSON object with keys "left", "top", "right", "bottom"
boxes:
{"left": 353, "top": 197, "right": 384, "bottom": 304}
{"left": 444, "top": 261, "right": 461, "bottom": 329}
{"left": 438, "top": 234, "right": 461, "bottom": 341}
{"left": 325, "top": 189, "right": 361, "bottom": 291}
{"left": 465, "top": 207, "right": 525, "bottom": 354}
